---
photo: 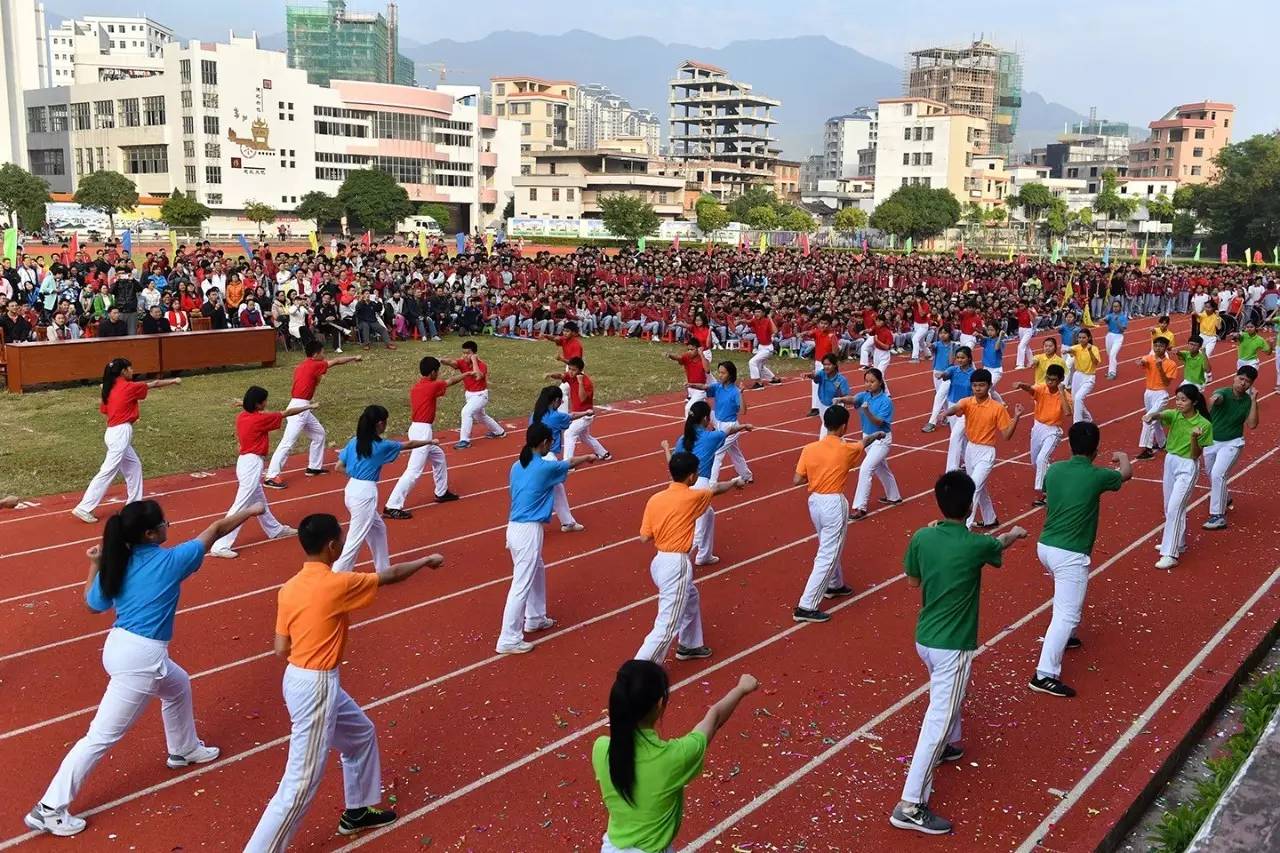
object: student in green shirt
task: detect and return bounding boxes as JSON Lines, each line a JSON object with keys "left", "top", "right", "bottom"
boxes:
{"left": 1230, "top": 320, "right": 1271, "bottom": 370}
{"left": 593, "top": 660, "right": 757, "bottom": 852}
{"left": 892, "top": 471, "right": 1027, "bottom": 836}
{"left": 1030, "top": 422, "right": 1132, "bottom": 698}
{"left": 1144, "top": 384, "right": 1213, "bottom": 570}
{"left": 1202, "top": 365, "right": 1260, "bottom": 530}
{"left": 1175, "top": 337, "right": 1211, "bottom": 389}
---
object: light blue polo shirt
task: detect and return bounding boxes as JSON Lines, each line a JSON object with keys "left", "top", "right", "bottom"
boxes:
{"left": 943, "top": 365, "right": 975, "bottom": 404}
{"left": 852, "top": 390, "right": 894, "bottom": 435}
{"left": 980, "top": 335, "right": 1005, "bottom": 372}
{"left": 509, "top": 455, "right": 571, "bottom": 522}
{"left": 338, "top": 437, "right": 403, "bottom": 481}
{"left": 1103, "top": 312, "right": 1129, "bottom": 334}
{"left": 704, "top": 381, "right": 743, "bottom": 423}
{"left": 1059, "top": 323, "right": 1080, "bottom": 347}
{"left": 674, "top": 427, "right": 727, "bottom": 479}
{"left": 813, "top": 369, "right": 850, "bottom": 407}
{"left": 530, "top": 409, "right": 572, "bottom": 456}
{"left": 86, "top": 540, "right": 206, "bottom": 642}
{"left": 931, "top": 340, "right": 955, "bottom": 372}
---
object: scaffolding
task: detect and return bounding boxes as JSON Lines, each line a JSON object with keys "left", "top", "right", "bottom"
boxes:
{"left": 904, "top": 40, "right": 1022, "bottom": 160}
{"left": 285, "top": 0, "right": 414, "bottom": 87}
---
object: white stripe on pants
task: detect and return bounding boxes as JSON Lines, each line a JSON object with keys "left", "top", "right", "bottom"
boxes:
{"left": 1139, "top": 390, "right": 1169, "bottom": 448}
{"left": 544, "top": 451, "right": 577, "bottom": 526}
{"left": 853, "top": 433, "right": 900, "bottom": 510}
{"left": 459, "top": 390, "right": 503, "bottom": 443}
{"left": 749, "top": 344, "right": 775, "bottom": 381}
{"left": 213, "top": 454, "right": 287, "bottom": 551}
{"left": 332, "top": 478, "right": 388, "bottom": 573}
{"left": 1015, "top": 327, "right": 1033, "bottom": 368}
{"left": 636, "top": 552, "right": 702, "bottom": 661}
{"left": 386, "top": 422, "right": 448, "bottom": 508}
{"left": 901, "top": 645, "right": 973, "bottom": 805}
{"left": 692, "top": 475, "right": 715, "bottom": 564}
{"left": 930, "top": 377, "right": 950, "bottom": 425}
{"left": 1159, "top": 453, "right": 1199, "bottom": 558}
{"left": 1070, "top": 372, "right": 1095, "bottom": 423}
{"left": 1030, "top": 420, "right": 1062, "bottom": 491}
{"left": 709, "top": 418, "right": 751, "bottom": 485}
{"left": 1105, "top": 332, "right": 1124, "bottom": 377}
{"left": 1203, "top": 437, "right": 1244, "bottom": 516}
{"left": 964, "top": 443, "right": 997, "bottom": 527}
{"left": 564, "top": 414, "right": 607, "bottom": 459}
{"left": 266, "top": 401, "right": 325, "bottom": 478}
{"left": 1034, "top": 543, "right": 1089, "bottom": 680}
{"left": 945, "top": 414, "right": 968, "bottom": 472}
{"left": 798, "top": 493, "right": 847, "bottom": 610}
{"left": 498, "top": 521, "right": 548, "bottom": 648}
{"left": 75, "top": 423, "right": 143, "bottom": 514}
{"left": 911, "top": 323, "right": 929, "bottom": 360}
{"left": 41, "top": 628, "right": 199, "bottom": 810}
{"left": 245, "top": 665, "right": 381, "bottom": 853}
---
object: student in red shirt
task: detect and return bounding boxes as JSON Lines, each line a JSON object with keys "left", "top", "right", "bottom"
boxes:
{"left": 210, "top": 387, "right": 317, "bottom": 558}
{"left": 544, "top": 356, "right": 611, "bottom": 461}
{"left": 443, "top": 340, "right": 507, "bottom": 449}
{"left": 383, "top": 357, "right": 463, "bottom": 520}
{"left": 549, "top": 321, "right": 584, "bottom": 364}
{"left": 910, "top": 297, "right": 933, "bottom": 362}
{"left": 72, "top": 358, "right": 182, "bottom": 524}
{"left": 802, "top": 314, "right": 842, "bottom": 416}
{"left": 747, "top": 306, "right": 780, "bottom": 390}
{"left": 667, "top": 340, "right": 710, "bottom": 415}
{"left": 264, "top": 340, "right": 363, "bottom": 488}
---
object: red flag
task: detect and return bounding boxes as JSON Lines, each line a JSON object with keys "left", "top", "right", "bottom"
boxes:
{"left": 1130, "top": 239, "right": 1138, "bottom": 259}
{"left": 1219, "top": 244, "right": 1228, "bottom": 264}
{"left": 705, "top": 237, "right": 713, "bottom": 256}
{"left": 800, "top": 232, "right": 810, "bottom": 256}
{"left": 1017, "top": 253, "right": 1026, "bottom": 265}
{"left": 361, "top": 230, "right": 372, "bottom": 249}
{"left": 64, "top": 233, "right": 79, "bottom": 266}
{"left": 1254, "top": 250, "right": 1264, "bottom": 265}
{"left": 955, "top": 241, "right": 964, "bottom": 260}
{"left": 673, "top": 233, "right": 680, "bottom": 251}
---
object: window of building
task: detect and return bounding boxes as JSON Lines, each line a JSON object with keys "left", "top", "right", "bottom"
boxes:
{"left": 1191, "top": 165, "right": 1202, "bottom": 176}
{"left": 182, "top": 115, "right": 194, "bottom": 135}
{"left": 520, "top": 144, "right": 531, "bottom": 153}
{"left": 27, "top": 105, "right": 50, "bottom": 133}
{"left": 1194, "top": 128, "right": 1206, "bottom": 140}
{"left": 913, "top": 127, "right": 923, "bottom": 141}
{"left": 529, "top": 188, "right": 537, "bottom": 201}
{"left": 924, "top": 153, "right": 933, "bottom": 166}
{"left": 180, "top": 90, "right": 192, "bottom": 109}
{"left": 48, "top": 103, "right": 68, "bottom": 132}
{"left": 545, "top": 123, "right": 553, "bottom": 137}
{"left": 118, "top": 98, "right": 140, "bottom": 127}
{"left": 203, "top": 92, "right": 219, "bottom": 109}
{"left": 902, "top": 152, "right": 910, "bottom": 166}
{"left": 204, "top": 142, "right": 220, "bottom": 159}
{"left": 922, "top": 177, "right": 931, "bottom": 188}
{"left": 901, "top": 177, "right": 909, "bottom": 187}
{"left": 902, "top": 127, "right": 911, "bottom": 141}
{"left": 206, "top": 193, "right": 222, "bottom": 205}
{"left": 1224, "top": 118, "right": 1230, "bottom": 128}
{"left": 1164, "top": 167, "right": 1173, "bottom": 177}
{"left": 496, "top": 104, "right": 505, "bottom": 116}
{"left": 183, "top": 140, "right": 195, "bottom": 157}
{"left": 97, "top": 147, "right": 106, "bottom": 170}
{"left": 28, "top": 149, "right": 65, "bottom": 176}
{"left": 521, "top": 122, "right": 531, "bottom": 136}
{"left": 965, "top": 152, "right": 974, "bottom": 167}
{"left": 200, "top": 59, "right": 217, "bottom": 85}
{"left": 122, "top": 144, "right": 168, "bottom": 174}
{"left": 566, "top": 188, "right": 575, "bottom": 201}
{"left": 1089, "top": 166, "right": 1098, "bottom": 177}
{"left": 911, "top": 153, "right": 921, "bottom": 165}
{"left": 205, "top": 166, "right": 221, "bottom": 184}
{"left": 925, "top": 127, "right": 934, "bottom": 141}
{"left": 203, "top": 116, "right": 219, "bottom": 136}
{"left": 520, "top": 163, "right": 530, "bottom": 175}
{"left": 1192, "top": 147, "right": 1204, "bottom": 158}
{"left": 494, "top": 83, "right": 505, "bottom": 96}
{"left": 551, "top": 188, "right": 560, "bottom": 202}
{"left": 903, "top": 103, "right": 912, "bottom": 116}
{"left": 94, "top": 100, "right": 115, "bottom": 129}
{"left": 143, "top": 95, "right": 165, "bottom": 126}
{"left": 75, "top": 148, "right": 84, "bottom": 176}
{"left": 1164, "top": 147, "right": 1174, "bottom": 159}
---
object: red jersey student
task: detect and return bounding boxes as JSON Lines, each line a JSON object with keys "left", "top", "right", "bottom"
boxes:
{"left": 264, "top": 341, "right": 362, "bottom": 487}
{"left": 444, "top": 340, "right": 507, "bottom": 449}
{"left": 668, "top": 341, "right": 710, "bottom": 414}
{"left": 546, "top": 357, "right": 610, "bottom": 460}
{"left": 385, "top": 356, "right": 462, "bottom": 519}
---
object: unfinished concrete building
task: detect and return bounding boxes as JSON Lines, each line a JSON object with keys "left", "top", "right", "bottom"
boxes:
{"left": 905, "top": 40, "right": 1022, "bottom": 160}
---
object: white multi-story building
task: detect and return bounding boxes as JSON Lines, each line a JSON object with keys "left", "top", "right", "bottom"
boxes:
{"left": 576, "top": 83, "right": 661, "bottom": 155}
{"left": 1, "top": 1, "right": 50, "bottom": 169}
{"left": 872, "top": 97, "right": 989, "bottom": 210}
{"left": 822, "top": 107, "right": 876, "bottom": 180}
{"left": 48, "top": 16, "right": 174, "bottom": 85}
{"left": 23, "top": 35, "right": 520, "bottom": 233}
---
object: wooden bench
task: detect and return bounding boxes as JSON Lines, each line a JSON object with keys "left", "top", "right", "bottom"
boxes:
{"left": 3, "top": 328, "right": 277, "bottom": 393}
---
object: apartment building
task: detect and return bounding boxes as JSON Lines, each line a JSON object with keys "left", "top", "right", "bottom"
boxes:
{"left": 873, "top": 97, "right": 989, "bottom": 208}
{"left": 822, "top": 107, "right": 877, "bottom": 180}
{"left": 490, "top": 76, "right": 578, "bottom": 152}
{"left": 1128, "top": 101, "right": 1234, "bottom": 184}
{"left": 48, "top": 16, "right": 174, "bottom": 84}
{"left": 576, "top": 83, "right": 660, "bottom": 155}
{"left": 2, "top": 0, "right": 50, "bottom": 169}
{"left": 773, "top": 159, "right": 802, "bottom": 201}
{"left": 23, "top": 35, "right": 519, "bottom": 232}
{"left": 512, "top": 148, "right": 685, "bottom": 220}
{"left": 905, "top": 40, "right": 1022, "bottom": 160}
{"left": 286, "top": 0, "right": 414, "bottom": 87}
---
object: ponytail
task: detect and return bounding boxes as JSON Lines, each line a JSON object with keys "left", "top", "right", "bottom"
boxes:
{"left": 101, "top": 357, "right": 131, "bottom": 404}
{"left": 682, "top": 401, "right": 710, "bottom": 452}
{"left": 532, "top": 385, "right": 562, "bottom": 425}
{"left": 521, "top": 422, "right": 551, "bottom": 467}
{"left": 355, "top": 404, "right": 388, "bottom": 459}
{"left": 98, "top": 500, "right": 165, "bottom": 599}
{"left": 1178, "top": 383, "right": 1210, "bottom": 419}
{"left": 607, "top": 660, "right": 670, "bottom": 806}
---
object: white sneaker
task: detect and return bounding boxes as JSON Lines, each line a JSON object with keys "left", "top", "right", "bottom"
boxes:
{"left": 273, "top": 526, "right": 298, "bottom": 539}
{"left": 524, "top": 617, "right": 557, "bottom": 632}
{"left": 25, "top": 804, "right": 87, "bottom": 837}
{"left": 71, "top": 509, "right": 98, "bottom": 524}
{"left": 210, "top": 548, "right": 238, "bottom": 559}
{"left": 1154, "top": 556, "right": 1179, "bottom": 570}
{"left": 495, "top": 641, "right": 534, "bottom": 655}
{"left": 167, "top": 741, "right": 220, "bottom": 768}
{"left": 560, "top": 522, "right": 585, "bottom": 533}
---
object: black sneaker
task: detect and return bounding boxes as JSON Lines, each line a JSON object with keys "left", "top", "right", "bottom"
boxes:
{"left": 890, "top": 803, "right": 952, "bottom": 835}
{"left": 675, "top": 645, "right": 712, "bottom": 661}
{"left": 262, "top": 478, "right": 287, "bottom": 490}
{"left": 1135, "top": 448, "right": 1156, "bottom": 461}
{"left": 793, "top": 607, "right": 831, "bottom": 623}
{"left": 939, "top": 743, "right": 964, "bottom": 763}
{"left": 1029, "top": 675, "right": 1076, "bottom": 698}
{"left": 434, "top": 491, "right": 460, "bottom": 503}
{"left": 879, "top": 497, "right": 903, "bottom": 505}
{"left": 1066, "top": 636, "right": 1082, "bottom": 650}
{"left": 750, "top": 381, "right": 765, "bottom": 390}
{"left": 823, "top": 585, "right": 855, "bottom": 599}
{"left": 338, "top": 806, "right": 397, "bottom": 835}
{"left": 382, "top": 508, "right": 412, "bottom": 520}
{"left": 304, "top": 467, "right": 328, "bottom": 476}
{"left": 768, "top": 378, "right": 783, "bottom": 385}
{"left": 806, "top": 408, "right": 819, "bottom": 417}
{"left": 977, "top": 519, "right": 1001, "bottom": 529}
{"left": 1031, "top": 496, "right": 1047, "bottom": 507}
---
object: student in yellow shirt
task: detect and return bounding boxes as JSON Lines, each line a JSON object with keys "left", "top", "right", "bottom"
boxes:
{"left": 1196, "top": 303, "right": 1224, "bottom": 358}
{"left": 634, "top": 452, "right": 744, "bottom": 663}
{"left": 944, "top": 369, "right": 1025, "bottom": 529}
{"left": 1135, "top": 338, "right": 1179, "bottom": 459}
{"left": 1030, "top": 337, "right": 1066, "bottom": 386}
{"left": 1150, "top": 315, "right": 1176, "bottom": 352}
{"left": 1013, "top": 363, "right": 1072, "bottom": 506}
{"left": 792, "top": 405, "right": 884, "bottom": 623}
{"left": 1065, "top": 329, "right": 1103, "bottom": 423}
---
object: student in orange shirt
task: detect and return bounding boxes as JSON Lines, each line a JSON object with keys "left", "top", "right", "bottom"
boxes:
{"left": 634, "top": 452, "right": 744, "bottom": 663}
{"left": 944, "top": 369, "right": 1024, "bottom": 529}
{"left": 1136, "top": 338, "right": 1179, "bottom": 460}
{"left": 792, "top": 405, "right": 884, "bottom": 623}
{"left": 1013, "top": 364, "right": 1072, "bottom": 506}
{"left": 245, "top": 514, "right": 443, "bottom": 850}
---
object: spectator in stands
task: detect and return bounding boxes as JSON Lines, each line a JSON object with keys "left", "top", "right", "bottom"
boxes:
{"left": 112, "top": 272, "right": 140, "bottom": 335}
{"left": 46, "top": 311, "right": 80, "bottom": 341}
{"left": 238, "top": 295, "right": 268, "bottom": 328}
{"left": 1, "top": 299, "right": 35, "bottom": 342}
{"left": 200, "top": 288, "right": 229, "bottom": 330}
{"left": 97, "top": 306, "right": 129, "bottom": 338}
{"left": 141, "top": 304, "right": 172, "bottom": 334}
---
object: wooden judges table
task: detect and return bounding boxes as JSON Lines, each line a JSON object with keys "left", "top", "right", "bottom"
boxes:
{"left": 3, "top": 328, "right": 277, "bottom": 393}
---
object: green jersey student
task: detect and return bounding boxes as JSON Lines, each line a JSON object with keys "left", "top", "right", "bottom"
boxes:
{"left": 1202, "top": 366, "right": 1260, "bottom": 530}
{"left": 1145, "top": 384, "right": 1214, "bottom": 570}
{"left": 593, "top": 661, "right": 758, "bottom": 853}
{"left": 892, "top": 471, "right": 1027, "bottom": 836}
{"left": 1176, "top": 338, "right": 1210, "bottom": 388}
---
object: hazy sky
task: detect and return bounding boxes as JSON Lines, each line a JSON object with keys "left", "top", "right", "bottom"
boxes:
{"left": 45, "top": 0, "right": 1275, "bottom": 136}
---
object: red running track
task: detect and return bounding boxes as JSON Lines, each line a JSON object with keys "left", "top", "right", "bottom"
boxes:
{"left": 1, "top": 319, "right": 1277, "bottom": 852}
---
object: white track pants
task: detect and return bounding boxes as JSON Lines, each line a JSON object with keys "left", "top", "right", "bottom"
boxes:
{"left": 544, "top": 451, "right": 577, "bottom": 526}
{"left": 213, "top": 454, "right": 287, "bottom": 551}
{"left": 1159, "top": 453, "right": 1199, "bottom": 559}
{"left": 1203, "top": 437, "right": 1244, "bottom": 517}
{"left": 1105, "top": 332, "right": 1124, "bottom": 377}
{"left": 964, "top": 443, "right": 997, "bottom": 528}
{"left": 1071, "top": 372, "right": 1095, "bottom": 423}
{"left": 386, "top": 423, "right": 448, "bottom": 509}
{"left": 685, "top": 387, "right": 707, "bottom": 417}
{"left": 945, "top": 414, "right": 968, "bottom": 472}
{"left": 692, "top": 475, "right": 715, "bottom": 564}
{"left": 853, "top": 434, "right": 900, "bottom": 510}
{"left": 636, "top": 552, "right": 703, "bottom": 661}
{"left": 459, "top": 390, "right": 503, "bottom": 443}
{"left": 872, "top": 346, "right": 891, "bottom": 378}
{"left": 798, "top": 493, "right": 848, "bottom": 610}
{"left": 332, "top": 479, "right": 388, "bottom": 573}
{"left": 1202, "top": 334, "right": 1218, "bottom": 359}
{"left": 929, "top": 377, "right": 950, "bottom": 425}
{"left": 266, "top": 401, "right": 325, "bottom": 479}
{"left": 1015, "top": 327, "right": 1034, "bottom": 369}
{"left": 1139, "top": 390, "right": 1169, "bottom": 449}
{"left": 987, "top": 368, "right": 1005, "bottom": 403}
{"left": 41, "top": 628, "right": 199, "bottom": 810}
{"left": 245, "top": 666, "right": 381, "bottom": 853}
{"left": 901, "top": 645, "right": 973, "bottom": 805}
{"left": 499, "top": 521, "right": 548, "bottom": 648}
{"left": 75, "top": 423, "right": 142, "bottom": 515}
{"left": 810, "top": 361, "right": 823, "bottom": 409}
{"left": 1030, "top": 420, "right": 1062, "bottom": 491}
{"left": 1035, "top": 543, "right": 1089, "bottom": 680}
{"left": 859, "top": 337, "right": 874, "bottom": 367}
{"left": 709, "top": 419, "right": 751, "bottom": 485}
{"left": 911, "top": 323, "right": 930, "bottom": 360}
{"left": 749, "top": 344, "right": 775, "bottom": 381}
{"left": 564, "top": 414, "right": 607, "bottom": 459}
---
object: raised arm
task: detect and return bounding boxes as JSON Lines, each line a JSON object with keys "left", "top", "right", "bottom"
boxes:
{"left": 1112, "top": 451, "right": 1134, "bottom": 482}
{"left": 195, "top": 503, "right": 267, "bottom": 550}
{"left": 282, "top": 401, "right": 317, "bottom": 418}
{"left": 995, "top": 525, "right": 1029, "bottom": 550}
{"left": 660, "top": 439, "right": 673, "bottom": 463}
{"left": 326, "top": 355, "right": 363, "bottom": 367}
{"left": 567, "top": 454, "right": 599, "bottom": 470}
{"left": 377, "top": 553, "right": 445, "bottom": 586}
{"left": 709, "top": 477, "right": 746, "bottom": 496}
{"left": 146, "top": 377, "right": 182, "bottom": 390}
{"left": 693, "top": 674, "right": 759, "bottom": 744}
{"left": 1247, "top": 393, "right": 1260, "bottom": 429}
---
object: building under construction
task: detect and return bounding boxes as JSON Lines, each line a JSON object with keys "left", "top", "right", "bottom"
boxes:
{"left": 905, "top": 40, "right": 1022, "bottom": 160}
{"left": 286, "top": 0, "right": 414, "bottom": 87}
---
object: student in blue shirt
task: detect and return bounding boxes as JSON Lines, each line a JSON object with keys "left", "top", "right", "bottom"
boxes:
{"left": 810, "top": 354, "right": 852, "bottom": 438}
{"left": 696, "top": 361, "right": 754, "bottom": 485}
{"left": 661, "top": 400, "right": 754, "bottom": 566}
{"left": 26, "top": 499, "right": 266, "bottom": 838}
{"left": 850, "top": 366, "right": 903, "bottom": 519}
{"left": 924, "top": 328, "right": 956, "bottom": 433}
{"left": 937, "top": 346, "right": 976, "bottom": 472}
{"left": 1103, "top": 298, "right": 1129, "bottom": 380}
{"left": 530, "top": 385, "right": 594, "bottom": 532}
{"left": 333, "top": 405, "right": 436, "bottom": 573}
{"left": 497, "top": 422, "right": 598, "bottom": 654}
{"left": 976, "top": 321, "right": 1008, "bottom": 403}
{"left": 1059, "top": 310, "right": 1081, "bottom": 380}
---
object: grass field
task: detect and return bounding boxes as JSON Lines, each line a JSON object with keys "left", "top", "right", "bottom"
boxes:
{"left": 0, "top": 335, "right": 811, "bottom": 496}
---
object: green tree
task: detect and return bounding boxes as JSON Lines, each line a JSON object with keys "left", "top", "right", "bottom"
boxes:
{"left": 17, "top": 201, "right": 46, "bottom": 231}
{"left": 745, "top": 205, "right": 780, "bottom": 229}
{"left": 337, "top": 169, "right": 414, "bottom": 234}
{"left": 1197, "top": 134, "right": 1280, "bottom": 249}
{"left": 1172, "top": 212, "right": 1199, "bottom": 243}
{"left": 726, "top": 185, "right": 779, "bottom": 222}
{"left": 962, "top": 202, "right": 986, "bottom": 229}
{"left": 832, "top": 206, "right": 868, "bottom": 233}
{"left": 243, "top": 200, "right": 277, "bottom": 237}
{"left": 695, "top": 195, "right": 730, "bottom": 234}
{"left": 418, "top": 202, "right": 452, "bottom": 230}
{"left": 1093, "top": 169, "right": 1138, "bottom": 248}
{"left": 869, "top": 185, "right": 961, "bottom": 242}
{"left": 984, "top": 205, "right": 1009, "bottom": 227}
{"left": 73, "top": 170, "right": 137, "bottom": 235}
{"left": 1146, "top": 192, "right": 1175, "bottom": 223}
{"left": 1075, "top": 206, "right": 1094, "bottom": 229}
{"left": 599, "top": 193, "right": 659, "bottom": 242}
{"left": 159, "top": 189, "right": 212, "bottom": 229}
{"left": 1009, "top": 182, "right": 1055, "bottom": 246}
{"left": 0, "top": 163, "right": 49, "bottom": 229}
{"left": 1044, "top": 197, "right": 1071, "bottom": 236}
{"left": 779, "top": 206, "right": 815, "bottom": 232}
{"left": 296, "top": 191, "right": 343, "bottom": 229}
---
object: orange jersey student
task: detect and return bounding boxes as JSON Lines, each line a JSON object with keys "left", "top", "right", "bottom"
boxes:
{"left": 1136, "top": 338, "right": 1180, "bottom": 458}
{"left": 944, "top": 369, "right": 1024, "bottom": 529}
{"left": 1013, "top": 364, "right": 1072, "bottom": 504}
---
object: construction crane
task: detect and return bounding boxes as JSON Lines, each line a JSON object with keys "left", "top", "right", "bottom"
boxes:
{"left": 418, "top": 62, "right": 476, "bottom": 84}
